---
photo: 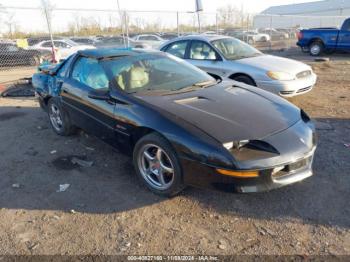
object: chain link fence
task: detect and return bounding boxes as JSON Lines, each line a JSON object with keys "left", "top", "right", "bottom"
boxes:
{"left": 0, "top": 3, "right": 348, "bottom": 86}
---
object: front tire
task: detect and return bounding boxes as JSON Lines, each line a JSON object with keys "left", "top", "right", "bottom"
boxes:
{"left": 48, "top": 98, "right": 76, "bottom": 136}
{"left": 133, "top": 133, "right": 185, "bottom": 197}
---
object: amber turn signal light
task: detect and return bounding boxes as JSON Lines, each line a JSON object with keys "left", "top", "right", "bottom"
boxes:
{"left": 216, "top": 169, "right": 259, "bottom": 178}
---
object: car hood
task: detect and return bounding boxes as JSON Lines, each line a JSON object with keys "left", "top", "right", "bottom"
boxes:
{"left": 137, "top": 82, "right": 301, "bottom": 143}
{"left": 235, "top": 55, "right": 311, "bottom": 75}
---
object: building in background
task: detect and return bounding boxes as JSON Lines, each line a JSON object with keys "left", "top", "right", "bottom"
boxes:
{"left": 254, "top": 0, "right": 350, "bottom": 29}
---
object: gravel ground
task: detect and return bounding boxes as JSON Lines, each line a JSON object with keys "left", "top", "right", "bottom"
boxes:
{"left": 0, "top": 54, "right": 349, "bottom": 256}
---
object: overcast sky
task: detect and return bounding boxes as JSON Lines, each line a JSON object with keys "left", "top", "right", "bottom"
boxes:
{"left": 2, "top": 0, "right": 320, "bottom": 13}
{"left": 0, "top": 0, "right": 320, "bottom": 33}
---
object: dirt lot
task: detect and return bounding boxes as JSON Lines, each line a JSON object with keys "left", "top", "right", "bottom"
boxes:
{"left": 0, "top": 54, "right": 349, "bottom": 256}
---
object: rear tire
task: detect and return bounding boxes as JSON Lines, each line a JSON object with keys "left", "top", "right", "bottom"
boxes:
{"left": 309, "top": 41, "right": 323, "bottom": 56}
{"left": 232, "top": 75, "right": 256, "bottom": 86}
{"left": 133, "top": 133, "right": 185, "bottom": 197}
{"left": 247, "top": 38, "right": 255, "bottom": 45}
{"left": 48, "top": 98, "right": 76, "bottom": 136}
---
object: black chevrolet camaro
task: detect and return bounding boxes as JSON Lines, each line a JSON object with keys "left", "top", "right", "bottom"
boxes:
{"left": 32, "top": 48, "right": 317, "bottom": 196}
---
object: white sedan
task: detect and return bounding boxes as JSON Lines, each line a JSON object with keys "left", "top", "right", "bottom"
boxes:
{"left": 29, "top": 39, "right": 95, "bottom": 59}
{"left": 131, "top": 34, "right": 166, "bottom": 48}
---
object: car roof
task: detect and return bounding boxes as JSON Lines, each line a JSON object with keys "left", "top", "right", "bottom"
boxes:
{"left": 78, "top": 47, "right": 161, "bottom": 59}
{"left": 170, "top": 34, "right": 231, "bottom": 42}
{"left": 159, "top": 34, "right": 232, "bottom": 49}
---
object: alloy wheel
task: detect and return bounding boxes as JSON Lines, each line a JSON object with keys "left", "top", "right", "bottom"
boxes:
{"left": 310, "top": 44, "right": 321, "bottom": 56}
{"left": 49, "top": 103, "right": 63, "bottom": 131}
{"left": 137, "top": 144, "right": 175, "bottom": 190}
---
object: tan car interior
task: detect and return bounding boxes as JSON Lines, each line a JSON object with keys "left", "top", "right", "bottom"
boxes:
{"left": 117, "top": 65, "right": 150, "bottom": 91}
{"left": 190, "top": 42, "right": 216, "bottom": 60}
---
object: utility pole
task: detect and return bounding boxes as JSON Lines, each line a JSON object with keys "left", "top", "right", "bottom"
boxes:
{"left": 177, "top": 11, "right": 179, "bottom": 36}
{"left": 116, "top": 0, "right": 127, "bottom": 48}
{"left": 195, "top": 0, "right": 203, "bottom": 33}
{"left": 41, "top": 0, "right": 56, "bottom": 62}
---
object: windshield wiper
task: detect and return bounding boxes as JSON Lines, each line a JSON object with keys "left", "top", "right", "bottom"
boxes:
{"left": 161, "top": 80, "right": 217, "bottom": 96}
{"left": 174, "top": 80, "right": 216, "bottom": 91}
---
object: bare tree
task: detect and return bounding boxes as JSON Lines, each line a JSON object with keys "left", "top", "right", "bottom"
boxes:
{"left": 4, "top": 12, "right": 16, "bottom": 38}
{"left": 73, "top": 12, "right": 81, "bottom": 33}
{"left": 217, "top": 4, "right": 242, "bottom": 29}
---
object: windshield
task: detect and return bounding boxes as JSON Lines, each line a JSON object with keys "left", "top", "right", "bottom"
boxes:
{"left": 101, "top": 53, "right": 215, "bottom": 94}
{"left": 211, "top": 38, "right": 262, "bottom": 60}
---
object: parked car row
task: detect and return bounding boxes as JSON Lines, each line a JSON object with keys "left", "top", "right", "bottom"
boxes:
{"left": 225, "top": 30, "right": 270, "bottom": 45}
{"left": 1, "top": 26, "right": 301, "bottom": 68}
{"left": 32, "top": 48, "right": 317, "bottom": 196}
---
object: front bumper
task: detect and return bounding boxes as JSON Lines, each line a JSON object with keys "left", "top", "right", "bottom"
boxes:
{"left": 181, "top": 147, "right": 316, "bottom": 193}
{"left": 257, "top": 73, "right": 317, "bottom": 97}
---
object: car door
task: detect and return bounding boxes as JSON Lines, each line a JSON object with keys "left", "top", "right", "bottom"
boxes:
{"left": 61, "top": 56, "right": 117, "bottom": 144}
{"left": 338, "top": 19, "right": 350, "bottom": 51}
{"left": 185, "top": 40, "right": 227, "bottom": 78}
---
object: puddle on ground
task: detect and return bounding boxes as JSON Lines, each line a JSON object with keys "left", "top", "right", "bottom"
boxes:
{"left": 0, "top": 112, "right": 26, "bottom": 121}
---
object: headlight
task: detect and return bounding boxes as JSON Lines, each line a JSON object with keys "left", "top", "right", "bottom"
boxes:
{"left": 267, "top": 71, "right": 295, "bottom": 81}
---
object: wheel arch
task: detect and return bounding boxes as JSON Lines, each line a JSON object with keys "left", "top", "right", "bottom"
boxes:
{"left": 130, "top": 126, "right": 184, "bottom": 156}
{"left": 229, "top": 73, "right": 257, "bottom": 86}
{"left": 308, "top": 38, "right": 324, "bottom": 47}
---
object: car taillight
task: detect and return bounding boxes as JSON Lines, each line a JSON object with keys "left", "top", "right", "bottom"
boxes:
{"left": 297, "top": 32, "right": 303, "bottom": 40}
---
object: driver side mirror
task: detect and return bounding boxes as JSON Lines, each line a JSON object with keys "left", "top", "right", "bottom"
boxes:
{"left": 88, "top": 88, "right": 110, "bottom": 100}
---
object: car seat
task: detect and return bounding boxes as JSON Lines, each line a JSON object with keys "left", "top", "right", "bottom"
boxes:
{"left": 129, "top": 66, "right": 149, "bottom": 90}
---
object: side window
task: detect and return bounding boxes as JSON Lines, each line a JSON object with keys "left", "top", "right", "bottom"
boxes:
{"left": 165, "top": 41, "right": 188, "bottom": 59}
{"left": 138, "top": 36, "right": 147, "bottom": 41}
{"left": 42, "top": 41, "right": 52, "bottom": 48}
{"left": 342, "top": 20, "right": 350, "bottom": 31}
{"left": 189, "top": 41, "right": 217, "bottom": 60}
{"left": 71, "top": 57, "right": 109, "bottom": 90}
{"left": 147, "top": 36, "right": 158, "bottom": 41}
{"left": 112, "top": 38, "right": 124, "bottom": 44}
{"left": 55, "top": 41, "right": 69, "bottom": 48}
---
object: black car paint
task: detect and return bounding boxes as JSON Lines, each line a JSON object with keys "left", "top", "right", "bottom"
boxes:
{"left": 34, "top": 49, "right": 316, "bottom": 192}
{"left": 0, "top": 43, "right": 42, "bottom": 67}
